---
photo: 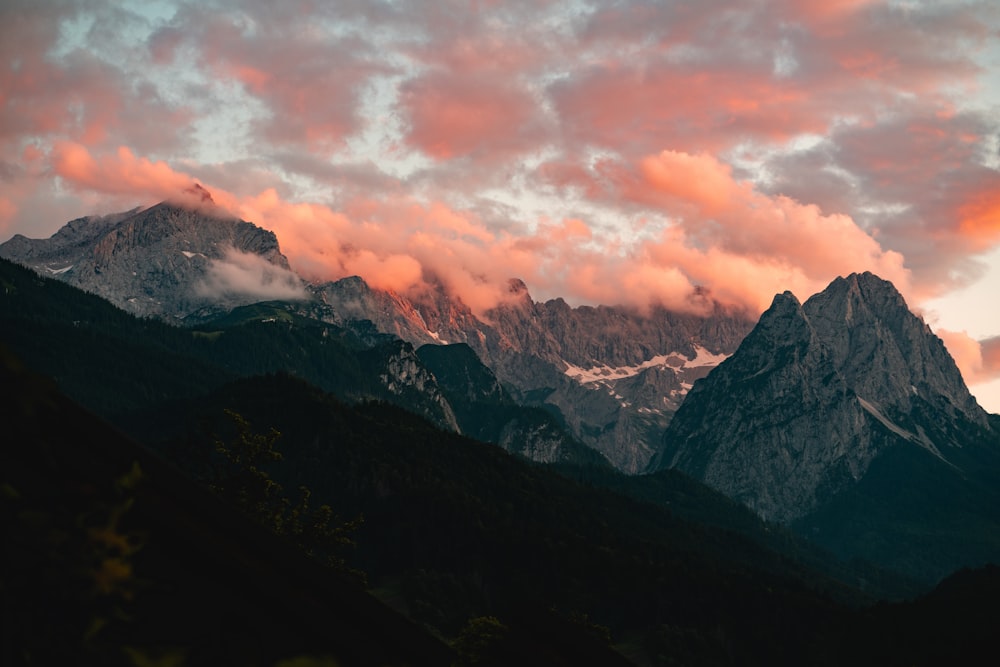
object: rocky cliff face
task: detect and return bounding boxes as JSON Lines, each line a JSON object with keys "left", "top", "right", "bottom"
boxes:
{"left": 652, "top": 272, "right": 992, "bottom": 522}
{"left": 415, "top": 343, "right": 609, "bottom": 466}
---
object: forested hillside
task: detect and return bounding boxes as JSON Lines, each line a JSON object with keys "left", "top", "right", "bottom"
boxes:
{"left": 4, "top": 257, "right": 1000, "bottom": 665}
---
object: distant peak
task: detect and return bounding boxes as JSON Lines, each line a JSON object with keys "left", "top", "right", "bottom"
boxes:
{"left": 161, "top": 183, "right": 220, "bottom": 213}
{"left": 768, "top": 290, "right": 802, "bottom": 312}
{"left": 506, "top": 277, "right": 529, "bottom": 295}
{"left": 184, "top": 183, "right": 215, "bottom": 204}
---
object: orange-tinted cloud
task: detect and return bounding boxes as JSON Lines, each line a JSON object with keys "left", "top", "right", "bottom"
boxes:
{"left": 0, "top": 3, "right": 191, "bottom": 158}
{"left": 35, "top": 140, "right": 911, "bottom": 320}
{"left": 959, "top": 189, "right": 1000, "bottom": 246}
{"left": 983, "top": 337, "right": 1000, "bottom": 379}
{"left": 52, "top": 143, "right": 197, "bottom": 200}
{"left": 541, "top": 149, "right": 910, "bottom": 310}
{"left": 764, "top": 106, "right": 1000, "bottom": 299}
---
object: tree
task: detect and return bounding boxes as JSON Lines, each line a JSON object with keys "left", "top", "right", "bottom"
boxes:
{"left": 211, "top": 409, "right": 365, "bottom": 583}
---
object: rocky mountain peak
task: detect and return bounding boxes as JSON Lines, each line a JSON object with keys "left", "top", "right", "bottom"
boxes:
{"left": 506, "top": 277, "right": 530, "bottom": 296}
{"left": 0, "top": 201, "right": 296, "bottom": 322}
{"left": 653, "top": 273, "right": 991, "bottom": 522}
{"left": 180, "top": 183, "right": 215, "bottom": 204}
{"left": 752, "top": 290, "right": 809, "bottom": 340}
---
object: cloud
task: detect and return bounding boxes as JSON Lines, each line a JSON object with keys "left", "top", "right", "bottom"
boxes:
{"left": 764, "top": 106, "right": 1000, "bottom": 299}
{"left": 51, "top": 142, "right": 199, "bottom": 201}
{"left": 540, "top": 149, "right": 910, "bottom": 311}
{"left": 0, "top": 2, "right": 191, "bottom": 157}
{"left": 163, "top": 4, "right": 394, "bottom": 155}
{"left": 400, "top": 72, "right": 546, "bottom": 161}
{"left": 196, "top": 247, "right": 307, "bottom": 302}
{"left": 935, "top": 330, "right": 1000, "bottom": 387}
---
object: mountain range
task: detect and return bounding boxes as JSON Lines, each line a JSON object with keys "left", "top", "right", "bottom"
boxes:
{"left": 4, "top": 198, "right": 1000, "bottom": 663}
{"left": 1, "top": 200, "right": 754, "bottom": 472}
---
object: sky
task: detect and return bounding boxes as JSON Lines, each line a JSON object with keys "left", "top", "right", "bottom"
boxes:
{"left": 2, "top": 0, "right": 1000, "bottom": 410}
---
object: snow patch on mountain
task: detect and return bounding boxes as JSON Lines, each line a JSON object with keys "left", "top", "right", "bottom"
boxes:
{"left": 857, "top": 396, "right": 949, "bottom": 463}
{"left": 563, "top": 345, "right": 730, "bottom": 385}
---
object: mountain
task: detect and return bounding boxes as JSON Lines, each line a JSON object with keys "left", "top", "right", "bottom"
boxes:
{"left": 2, "top": 202, "right": 756, "bottom": 471}
{"left": 652, "top": 272, "right": 1000, "bottom": 582}
{"left": 0, "top": 195, "right": 300, "bottom": 323}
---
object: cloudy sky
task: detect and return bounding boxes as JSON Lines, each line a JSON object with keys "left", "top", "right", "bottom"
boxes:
{"left": 3, "top": 0, "right": 1000, "bottom": 409}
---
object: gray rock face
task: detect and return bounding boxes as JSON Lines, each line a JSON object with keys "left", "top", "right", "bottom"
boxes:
{"left": 375, "top": 341, "right": 460, "bottom": 432}
{"left": 0, "top": 202, "right": 301, "bottom": 322}
{"left": 653, "top": 272, "right": 991, "bottom": 522}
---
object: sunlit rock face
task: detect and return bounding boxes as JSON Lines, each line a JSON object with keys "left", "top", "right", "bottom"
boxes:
{"left": 0, "top": 201, "right": 300, "bottom": 323}
{"left": 652, "top": 272, "right": 991, "bottom": 522}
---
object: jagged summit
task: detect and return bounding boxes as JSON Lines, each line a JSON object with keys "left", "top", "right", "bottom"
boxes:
{"left": 506, "top": 277, "right": 530, "bottom": 295}
{"left": 652, "top": 272, "right": 991, "bottom": 523}
{"left": 181, "top": 182, "right": 215, "bottom": 204}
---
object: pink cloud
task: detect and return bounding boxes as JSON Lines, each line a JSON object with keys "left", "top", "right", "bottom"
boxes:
{"left": 959, "top": 188, "right": 1000, "bottom": 249}
{"left": 540, "top": 149, "right": 910, "bottom": 310}
{"left": 984, "top": 337, "right": 1000, "bottom": 379}
{"left": 776, "top": 108, "right": 1000, "bottom": 300}
{"left": 400, "top": 72, "right": 545, "bottom": 161}
{"left": 552, "top": 0, "right": 990, "bottom": 162}
{"left": 239, "top": 147, "right": 911, "bottom": 317}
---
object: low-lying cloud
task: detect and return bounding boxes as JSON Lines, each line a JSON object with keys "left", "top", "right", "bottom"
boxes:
{"left": 196, "top": 247, "right": 308, "bottom": 302}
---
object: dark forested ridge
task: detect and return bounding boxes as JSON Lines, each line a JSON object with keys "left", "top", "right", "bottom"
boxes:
{"left": 4, "top": 256, "right": 1000, "bottom": 665}
{"left": 0, "top": 345, "right": 455, "bottom": 667}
